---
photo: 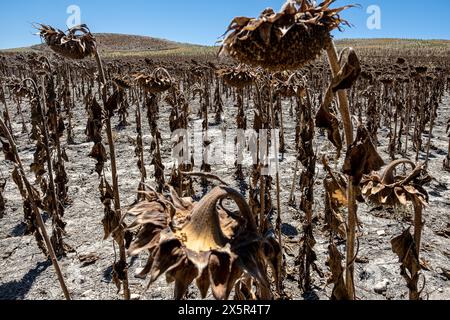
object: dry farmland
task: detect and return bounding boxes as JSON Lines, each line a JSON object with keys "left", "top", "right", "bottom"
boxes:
{"left": 1, "top": 2, "right": 450, "bottom": 301}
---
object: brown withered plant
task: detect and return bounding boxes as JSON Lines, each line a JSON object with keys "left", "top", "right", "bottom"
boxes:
{"left": 220, "top": 0, "right": 362, "bottom": 298}
{"left": 361, "top": 159, "right": 431, "bottom": 300}
{"left": 0, "top": 117, "right": 71, "bottom": 300}
{"left": 126, "top": 185, "right": 280, "bottom": 300}
{"left": 38, "top": 23, "right": 131, "bottom": 300}
{"left": 0, "top": 177, "right": 5, "bottom": 219}
{"left": 37, "top": 24, "right": 97, "bottom": 60}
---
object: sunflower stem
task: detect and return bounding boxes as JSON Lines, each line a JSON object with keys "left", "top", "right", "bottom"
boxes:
{"left": 268, "top": 84, "right": 283, "bottom": 296}
{"left": 410, "top": 201, "right": 423, "bottom": 301}
{"left": 94, "top": 50, "right": 130, "bottom": 301}
{"left": 0, "top": 84, "right": 13, "bottom": 134}
{"left": 37, "top": 75, "right": 66, "bottom": 255}
{"left": 424, "top": 102, "right": 437, "bottom": 169}
{"left": 0, "top": 117, "right": 71, "bottom": 300}
{"left": 413, "top": 201, "right": 423, "bottom": 259}
{"left": 325, "top": 38, "right": 357, "bottom": 300}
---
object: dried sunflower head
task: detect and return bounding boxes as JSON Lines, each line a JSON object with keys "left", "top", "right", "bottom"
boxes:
{"left": 190, "top": 65, "right": 209, "bottom": 80}
{"left": 361, "top": 160, "right": 431, "bottom": 208}
{"left": 415, "top": 66, "right": 428, "bottom": 74}
{"left": 6, "top": 78, "right": 30, "bottom": 98}
{"left": 273, "top": 72, "right": 306, "bottom": 97}
{"left": 126, "top": 186, "right": 279, "bottom": 300}
{"left": 133, "top": 67, "right": 173, "bottom": 94}
{"left": 217, "top": 65, "right": 255, "bottom": 89}
{"left": 396, "top": 57, "right": 406, "bottom": 65}
{"left": 37, "top": 24, "right": 97, "bottom": 60}
{"left": 220, "top": 0, "right": 353, "bottom": 71}
{"left": 112, "top": 76, "right": 132, "bottom": 90}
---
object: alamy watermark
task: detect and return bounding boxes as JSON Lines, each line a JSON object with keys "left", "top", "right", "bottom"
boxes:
{"left": 65, "top": 3, "right": 383, "bottom": 34}
{"left": 367, "top": 5, "right": 382, "bottom": 30}
{"left": 66, "top": 5, "right": 81, "bottom": 28}
{"left": 170, "top": 125, "right": 281, "bottom": 177}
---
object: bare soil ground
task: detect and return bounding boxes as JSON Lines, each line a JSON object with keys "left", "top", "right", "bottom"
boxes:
{"left": 0, "top": 84, "right": 449, "bottom": 301}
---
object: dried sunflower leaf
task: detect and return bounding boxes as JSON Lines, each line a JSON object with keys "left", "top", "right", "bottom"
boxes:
{"left": 391, "top": 229, "right": 421, "bottom": 278}
{"left": 332, "top": 48, "right": 361, "bottom": 92}
{"left": 316, "top": 105, "right": 342, "bottom": 157}
{"left": 328, "top": 244, "right": 351, "bottom": 300}
{"left": 343, "top": 125, "right": 384, "bottom": 185}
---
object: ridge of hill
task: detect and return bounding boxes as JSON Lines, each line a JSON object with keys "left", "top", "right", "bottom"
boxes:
{"left": 2, "top": 34, "right": 450, "bottom": 57}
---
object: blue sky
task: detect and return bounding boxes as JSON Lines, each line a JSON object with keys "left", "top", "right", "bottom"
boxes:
{"left": 0, "top": 0, "right": 449, "bottom": 49}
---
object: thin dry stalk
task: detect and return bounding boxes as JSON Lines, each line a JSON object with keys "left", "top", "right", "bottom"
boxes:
{"left": 325, "top": 38, "right": 357, "bottom": 299}
{"left": 424, "top": 102, "right": 437, "bottom": 169}
{"left": 0, "top": 178, "right": 5, "bottom": 219}
{"left": 93, "top": 50, "right": 131, "bottom": 300}
{"left": 0, "top": 117, "right": 71, "bottom": 300}
{"left": 26, "top": 77, "right": 67, "bottom": 256}
{"left": 268, "top": 85, "right": 283, "bottom": 294}
{"left": 180, "top": 171, "right": 229, "bottom": 186}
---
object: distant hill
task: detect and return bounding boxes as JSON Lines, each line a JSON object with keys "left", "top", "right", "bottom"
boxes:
{"left": 335, "top": 38, "right": 450, "bottom": 50}
{"left": 3, "top": 33, "right": 214, "bottom": 57}
{"left": 30, "top": 33, "right": 183, "bottom": 52}
{"left": 2, "top": 34, "right": 450, "bottom": 58}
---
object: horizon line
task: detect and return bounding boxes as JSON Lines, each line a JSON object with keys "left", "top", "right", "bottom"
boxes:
{"left": 1, "top": 34, "right": 450, "bottom": 51}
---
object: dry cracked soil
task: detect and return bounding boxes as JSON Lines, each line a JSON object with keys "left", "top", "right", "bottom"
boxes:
{"left": 0, "top": 83, "right": 449, "bottom": 301}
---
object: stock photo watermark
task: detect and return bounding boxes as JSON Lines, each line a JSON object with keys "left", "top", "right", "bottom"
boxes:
{"left": 170, "top": 126, "right": 281, "bottom": 177}
{"left": 65, "top": 3, "right": 383, "bottom": 36}
{"left": 66, "top": 5, "right": 81, "bottom": 28}
{"left": 367, "top": 4, "right": 382, "bottom": 30}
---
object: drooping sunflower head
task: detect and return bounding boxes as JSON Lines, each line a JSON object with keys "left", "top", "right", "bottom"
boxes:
{"left": 272, "top": 72, "right": 306, "bottom": 98}
{"left": 217, "top": 64, "right": 255, "bottom": 89}
{"left": 37, "top": 24, "right": 97, "bottom": 60}
{"left": 126, "top": 186, "right": 279, "bottom": 300}
{"left": 220, "top": 0, "right": 353, "bottom": 71}
{"left": 132, "top": 67, "right": 173, "bottom": 94}
{"left": 112, "top": 76, "right": 132, "bottom": 90}
{"left": 361, "top": 160, "right": 431, "bottom": 209}
{"left": 6, "top": 78, "right": 31, "bottom": 98}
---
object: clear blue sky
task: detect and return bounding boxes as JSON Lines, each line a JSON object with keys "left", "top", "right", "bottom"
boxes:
{"left": 0, "top": 0, "right": 449, "bottom": 49}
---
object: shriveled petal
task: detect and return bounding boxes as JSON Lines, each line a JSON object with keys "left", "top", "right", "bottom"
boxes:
{"left": 361, "top": 181, "right": 373, "bottom": 195}
{"left": 380, "top": 193, "right": 389, "bottom": 204}
{"left": 371, "top": 183, "right": 385, "bottom": 195}
{"left": 394, "top": 187, "right": 408, "bottom": 206}
{"left": 234, "top": 241, "right": 269, "bottom": 289}
{"left": 166, "top": 258, "right": 199, "bottom": 300}
{"left": 196, "top": 267, "right": 211, "bottom": 299}
{"left": 404, "top": 185, "right": 418, "bottom": 195}
{"left": 258, "top": 22, "right": 273, "bottom": 46}
{"left": 208, "top": 251, "right": 234, "bottom": 300}
{"left": 149, "top": 238, "right": 184, "bottom": 283}
{"left": 231, "top": 17, "right": 252, "bottom": 27}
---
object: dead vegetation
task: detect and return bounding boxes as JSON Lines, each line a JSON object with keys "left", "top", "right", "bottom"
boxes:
{"left": 1, "top": 0, "right": 450, "bottom": 301}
